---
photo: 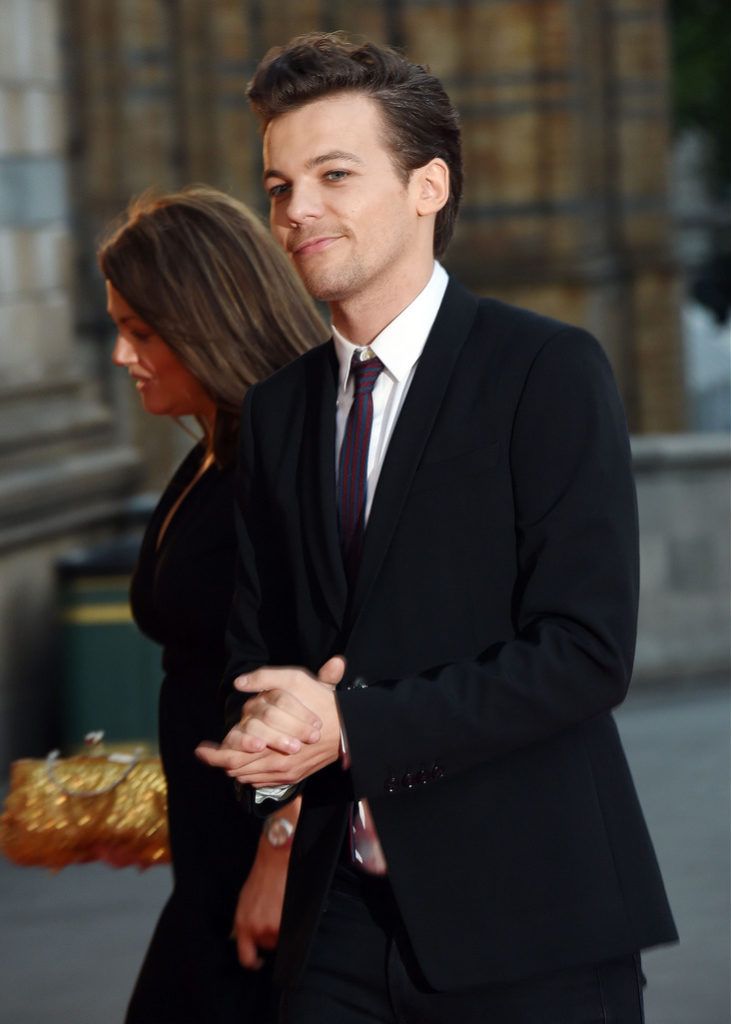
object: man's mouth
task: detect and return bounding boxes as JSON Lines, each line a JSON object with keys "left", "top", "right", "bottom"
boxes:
{"left": 291, "top": 235, "right": 340, "bottom": 257}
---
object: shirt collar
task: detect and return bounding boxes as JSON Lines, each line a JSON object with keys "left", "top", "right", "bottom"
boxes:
{"left": 333, "top": 262, "right": 449, "bottom": 395}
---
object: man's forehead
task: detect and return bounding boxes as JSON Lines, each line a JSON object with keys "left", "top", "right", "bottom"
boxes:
{"left": 263, "top": 93, "right": 384, "bottom": 161}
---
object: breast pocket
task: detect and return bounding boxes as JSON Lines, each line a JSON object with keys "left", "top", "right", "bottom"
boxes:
{"left": 409, "top": 441, "right": 500, "bottom": 494}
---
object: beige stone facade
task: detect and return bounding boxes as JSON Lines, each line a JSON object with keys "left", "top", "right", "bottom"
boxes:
{"left": 0, "top": 0, "right": 141, "bottom": 768}
{"left": 61, "top": 0, "right": 685, "bottom": 436}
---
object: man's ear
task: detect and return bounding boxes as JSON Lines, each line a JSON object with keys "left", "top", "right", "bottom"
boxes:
{"left": 413, "top": 158, "right": 450, "bottom": 217}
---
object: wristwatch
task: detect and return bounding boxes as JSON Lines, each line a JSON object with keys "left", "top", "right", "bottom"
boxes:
{"left": 263, "top": 815, "right": 295, "bottom": 849}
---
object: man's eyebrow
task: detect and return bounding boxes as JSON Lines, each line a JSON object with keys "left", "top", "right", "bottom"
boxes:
{"left": 263, "top": 150, "right": 364, "bottom": 181}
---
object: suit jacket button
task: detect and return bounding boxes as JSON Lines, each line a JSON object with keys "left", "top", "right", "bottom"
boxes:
{"left": 402, "top": 771, "right": 416, "bottom": 789}
{"left": 384, "top": 776, "right": 400, "bottom": 794}
{"left": 430, "top": 764, "right": 445, "bottom": 781}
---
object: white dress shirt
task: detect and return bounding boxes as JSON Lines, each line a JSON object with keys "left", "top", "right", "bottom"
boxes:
{"left": 333, "top": 262, "right": 449, "bottom": 520}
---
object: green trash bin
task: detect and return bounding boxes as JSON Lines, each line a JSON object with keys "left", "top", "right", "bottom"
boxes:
{"left": 57, "top": 531, "right": 161, "bottom": 749}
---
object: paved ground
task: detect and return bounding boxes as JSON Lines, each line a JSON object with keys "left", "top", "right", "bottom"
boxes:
{"left": 615, "top": 680, "right": 730, "bottom": 1024}
{"left": 0, "top": 680, "right": 728, "bottom": 1024}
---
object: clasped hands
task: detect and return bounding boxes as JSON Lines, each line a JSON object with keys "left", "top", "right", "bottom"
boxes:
{"left": 195, "top": 656, "right": 345, "bottom": 787}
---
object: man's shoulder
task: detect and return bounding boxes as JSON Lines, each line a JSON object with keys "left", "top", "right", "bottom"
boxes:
{"left": 470, "top": 288, "right": 584, "bottom": 344}
{"left": 445, "top": 277, "right": 603, "bottom": 365}
{"left": 251, "top": 338, "right": 334, "bottom": 398}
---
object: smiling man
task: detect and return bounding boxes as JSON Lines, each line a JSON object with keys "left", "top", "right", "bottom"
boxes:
{"left": 196, "top": 32, "right": 676, "bottom": 1023}
{"left": 263, "top": 95, "right": 443, "bottom": 341}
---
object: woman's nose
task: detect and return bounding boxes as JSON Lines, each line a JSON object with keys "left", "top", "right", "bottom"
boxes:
{"left": 111, "top": 334, "right": 137, "bottom": 366}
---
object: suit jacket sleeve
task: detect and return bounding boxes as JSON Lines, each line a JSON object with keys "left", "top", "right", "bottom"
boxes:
{"left": 338, "top": 327, "right": 640, "bottom": 801}
{"left": 222, "top": 385, "right": 270, "bottom": 732}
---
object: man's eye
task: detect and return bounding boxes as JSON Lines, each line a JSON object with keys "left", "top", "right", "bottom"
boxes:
{"left": 325, "top": 170, "right": 348, "bottom": 182}
{"left": 269, "top": 183, "right": 290, "bottom": 199}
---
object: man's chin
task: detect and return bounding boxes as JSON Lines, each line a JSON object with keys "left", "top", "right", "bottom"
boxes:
{"left": 296, "top": 270, "right": 350, "bottom": 305}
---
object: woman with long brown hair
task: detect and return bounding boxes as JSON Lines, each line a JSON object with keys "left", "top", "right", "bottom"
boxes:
{"left": 99, "top": 186, "right": 327, "bottom": 1023}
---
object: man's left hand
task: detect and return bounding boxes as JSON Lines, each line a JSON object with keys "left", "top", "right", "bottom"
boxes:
{"left": 196, "top": 657, "right": 344, "bottom": 785}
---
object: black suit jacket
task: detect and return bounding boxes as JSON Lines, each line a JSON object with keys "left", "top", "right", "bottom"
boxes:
{"left": 225, "top": 279, "right": 677, "bottom": 990}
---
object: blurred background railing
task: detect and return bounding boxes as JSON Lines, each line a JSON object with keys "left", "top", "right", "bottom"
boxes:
{"left": 0, "top": 0, "right": 728, "bottom": 767}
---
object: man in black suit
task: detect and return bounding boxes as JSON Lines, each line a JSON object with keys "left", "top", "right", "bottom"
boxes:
{"left": 197, "top": 32, "right": 676, "bottom": 1023}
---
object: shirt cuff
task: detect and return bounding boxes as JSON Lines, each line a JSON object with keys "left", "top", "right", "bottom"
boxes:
{"left": 253, "top": 784, "right": 297, "bottom": 804}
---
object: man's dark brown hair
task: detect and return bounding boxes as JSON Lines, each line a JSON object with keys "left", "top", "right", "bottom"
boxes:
{"left": 247, "top": 32, "right": 463, "bottom": 259}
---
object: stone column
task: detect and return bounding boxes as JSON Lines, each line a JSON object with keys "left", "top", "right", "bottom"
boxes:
{"left": 393, "top": 0, "right": 686, "bottom": 432}
{"left": 0, "top": 0, "right": 141, "bottom": 767}
{"left": 63, "top": 0, "right": 268, "bottom": 487}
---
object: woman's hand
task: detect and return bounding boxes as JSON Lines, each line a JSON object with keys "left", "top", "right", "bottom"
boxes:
{"left": 233, "top": 798, "right": 301, "bottom": 969}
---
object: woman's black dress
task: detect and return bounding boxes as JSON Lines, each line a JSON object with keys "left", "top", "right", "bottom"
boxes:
{"left": 125, "top": 444, "right": 270, "bottom": 1024}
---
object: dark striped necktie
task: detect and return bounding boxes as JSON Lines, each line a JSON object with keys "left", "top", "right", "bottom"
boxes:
{"left": 338, "top": 352, "right": 384, "bottom": 584}
{"left": 337, "top": 350, "right": 389, "bottom": 875}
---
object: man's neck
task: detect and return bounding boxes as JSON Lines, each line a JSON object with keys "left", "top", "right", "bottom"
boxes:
{"left": 330, "top": 261, "right": 436, "bottom": 347}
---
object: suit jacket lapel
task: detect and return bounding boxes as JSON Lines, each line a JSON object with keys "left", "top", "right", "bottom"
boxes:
{"left": 346, "top": 279, "right": 480, "bottom": 631}
{"left": 300, "top": 342, "right": 348, "bottom": 631}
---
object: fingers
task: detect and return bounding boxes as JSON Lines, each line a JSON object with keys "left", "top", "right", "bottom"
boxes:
{"left": 236, "top": 930, "right": 264, "bottom": 970}
{"left": 195, "top": 742, "right": 235, "bottom": 769}
{"left": 255, "top": 926, "right": 278, "bottom": 951}
{"left": 194, "top": 731, "right": 304, "bottom": 776}
{"left": 236, "top": 924, "right": 277, "bottom": 969}
{"left": 234, "top": 662, "right": 346, "bottom": 699}
{"left": 238, "top": 694, "right": 322, "bottom": 756}
{"left": 234, "top": 667, "right": 307, "bottom": 694}
{"left": 225, "top": 739, "right": 340, "bottom": 785}
{"left": 244, "top": 688, "right": 323, "bottom": 737}
{"left": 226, "top": 751, "right": 305, "bottom": 785}
{"left": 199, "top": 664, "right": 343, "bottom": 779}
{"left": 317, "top": 655, "right": 346, "bottom": 687}
{"left": 233, "top": 676, "right": 326, "bottom": 754}
{"left": 195, "top": 737, "right": 281, "bottom": 776}
{"left": 195, "top": 694, "right": 321, "bottom": 770}
{"left": 236, "top": 716, "right": 308, "bottom": 756}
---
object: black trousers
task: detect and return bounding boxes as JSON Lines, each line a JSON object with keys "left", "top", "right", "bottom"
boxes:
{"left": 279, "top": 864, "right": 645, "bottom": 1024}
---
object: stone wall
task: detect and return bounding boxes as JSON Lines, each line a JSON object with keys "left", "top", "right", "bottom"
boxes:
{"left": 633, "top": 434, "right": 730, "bottom": 682}
{"left": 440, "top": 0, "right": 685, "bottom": 432}
{"left": 62, "top": 0, "right": 686, "bottom": 454}
{"left": 0, "top": 0, "right": 142, "bottom": 769}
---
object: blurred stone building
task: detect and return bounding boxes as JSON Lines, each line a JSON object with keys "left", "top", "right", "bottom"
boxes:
{"left": 62, "top": 0, "right": 687, "bottom": 434}
{"left": 0, "top": 0, "right": 727, "bottom": 771}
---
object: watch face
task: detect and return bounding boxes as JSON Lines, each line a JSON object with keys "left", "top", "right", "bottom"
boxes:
{"left": 266, "top": 817, "right": 294, "bottom": 847}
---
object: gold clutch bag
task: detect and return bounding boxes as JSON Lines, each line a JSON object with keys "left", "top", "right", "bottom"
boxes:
{"left": 0, "top": 740, "right": 170, "bottom": 870}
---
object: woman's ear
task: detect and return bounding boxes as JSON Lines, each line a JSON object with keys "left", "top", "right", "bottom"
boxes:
{"left": 414, "top": 158, "right": 450, "bottom": 217}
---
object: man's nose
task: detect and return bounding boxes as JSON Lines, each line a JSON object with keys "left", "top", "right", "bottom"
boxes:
{"left": 283, "top": 182, "right": 323, "bottom": 226}
{"left": 111, "top": 334, "right": 137, "bottom": 366}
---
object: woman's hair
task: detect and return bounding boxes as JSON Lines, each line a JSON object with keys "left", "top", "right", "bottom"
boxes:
{"left": 98, "top": 185, "right": 327, "bottom": 465}
{"left": 247, "top": 32, "right": 463, "bottom": 259}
